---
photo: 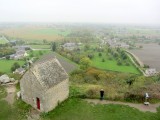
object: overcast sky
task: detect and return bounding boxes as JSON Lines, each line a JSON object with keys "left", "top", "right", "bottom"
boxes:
{"left": 0, "top": 0, "right": 160, "bottom": 24}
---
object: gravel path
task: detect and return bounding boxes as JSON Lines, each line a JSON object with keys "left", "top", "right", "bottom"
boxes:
{"left": 3, "top": 85, "right": 16, "bottom": 105}
{"left": 85, "top": 99, "right": 160, "bottom": 113}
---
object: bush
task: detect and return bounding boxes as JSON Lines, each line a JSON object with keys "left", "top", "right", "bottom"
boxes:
{"left": 86, "top": 88, "right": 98, "bottom": 99}
{"left": 11, "top": 62, "right": 20, "bottom": 72}
{"left": 102, "top": 58, "right": 105, "bottom": 62}
{"left": 5, "top": 55, "right": 10, "bottom": 60}
{"left": 108, "top": 57, "right": 113, "bottom": 60}
{"left": 125, "top": 62, "right": 130, "bottom": 66}
{"left": 98, "top": 52, "right": 102, "bottom": 57}
{"left": 8, "top": 73, "right": 22, "bottom": 80}
{"left": 117, "top": 60, "right": 122, "bottom": 66}
{"left": 69, "top": 86, "right": 86, "bottom": 98}
{"left": 84, "top": 75, "right": 97, "bottom": 84}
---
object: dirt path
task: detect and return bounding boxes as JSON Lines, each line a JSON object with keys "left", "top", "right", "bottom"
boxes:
{"left": 3, "top": 85, "right": 16, "bottom": 105}
{"left": 85, "top": 99, "right": 160, "bottom": 113}
{"left": 27, "top": 108, "right": 40, "bottom": 120}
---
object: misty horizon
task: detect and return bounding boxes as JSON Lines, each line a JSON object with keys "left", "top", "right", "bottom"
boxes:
{"left": 0, "top": 0, "right": 160, "bottom": 25}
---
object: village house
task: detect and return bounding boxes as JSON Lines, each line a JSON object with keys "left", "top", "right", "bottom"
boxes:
{"left": 10, "top": 46, "right": 29, "bottom": 60}
{"left": 13, "top": 67, "right": 26, "bottom": 75}
{"left": 20, "top": 55, "right": 69, "bottom": 112}
{"left": 62, "top": 42, "right": 81, "bottom": 50}
{"left": 145, "top": 68, "right": 157, "bottom": 76}
{"left": 104, "top": 39, "right": 129, "bottom": 48}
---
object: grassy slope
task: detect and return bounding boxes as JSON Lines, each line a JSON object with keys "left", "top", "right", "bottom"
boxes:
{"left": 42, "top": 98, "right": 159, "bottom": 120}
{"left": 91, "top": 52, "right": 140, "bottom": 74}
{"left": 0, "top": 38, "right": 8, "bottom": 44}
{"left": 0, "top": 60, "right": 25, "bottom": 73}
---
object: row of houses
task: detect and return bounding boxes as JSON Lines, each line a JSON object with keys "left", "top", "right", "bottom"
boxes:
{"left": 62, "top": 42, "right": 82, "bottom": 50}
{"left": 10, "top": 46, "right": 30, "bottom": 60}
{"left": 101, "top": 39, "right": 130, "bottom": 48}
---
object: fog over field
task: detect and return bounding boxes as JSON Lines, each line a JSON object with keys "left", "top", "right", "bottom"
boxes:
{"left": 0, "top": 0, "right": 160, "bottom": 25}
{"left": 130, "top": 43, "right": 160, "bottom": 71}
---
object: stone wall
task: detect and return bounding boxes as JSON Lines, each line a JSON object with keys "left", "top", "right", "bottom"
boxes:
{"left": 20, "top": 70, "right": 69, "bottom": 112}
{"left": 42, "top": 78, "right": 69, "bottom": 112}
{"left": 20, "top": 70, "right": 46, "bottom": 111}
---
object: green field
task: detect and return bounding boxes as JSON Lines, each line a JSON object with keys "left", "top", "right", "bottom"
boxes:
{"left": 0, "top": 60, "right": 25, "bottom": 73}
{"left": 30, "top": 45, "right": 51, "bottom": 49}
{"left": 42, "top": 98, "right": 160, "bottom": 120}
{"left": 1, "top": 27, "right": 71, "bottom": 41}
{"left": 27, "top": 50, "right": 51, "bottom": 58}
{"left": 91, "top": 52, "right": 140, "bottom": 74}
{"left": 0, "top": 37, "right": 8, "bottom": 44}
{"left": 30, "top": 28, "right": 70, "bottom": 36}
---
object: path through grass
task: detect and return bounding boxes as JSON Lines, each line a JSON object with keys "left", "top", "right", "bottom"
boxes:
{"left": 41, "top": 98, "right": 160, "bottom": 120}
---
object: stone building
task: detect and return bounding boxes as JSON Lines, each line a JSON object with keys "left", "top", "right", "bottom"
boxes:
{"left": 20, "top": 55, "right": 69, "bottom": 112}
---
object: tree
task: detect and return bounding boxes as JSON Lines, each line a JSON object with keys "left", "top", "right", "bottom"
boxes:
{"left": 88, "top": 54, "right": 94, "bottom": 59}
{"left": 102, "top": 58, "right": 105, "bottom": 62}
{"left": 39, "top": 51, "right": 43, "bottom": 55}
{"left": 80, "top": 57, "right": 91, "bottom": 69}
{"left": 117, "top": 59, "right": 122, "bottom": 66}
{"left": 11, "top": 62, "right": 20, "bottom": 72}
{"left": 113, "top": 52, "right": 118, "bottom": 58}
{"left": 51, "top": 42, "right": 57, "bottom": 51}
{"left": 98, "top": 52, "right": 102, "bottom": 57}
{"left": 5, "top": 55, "right": 10, "bottom": 60}
{"left": 43, "top": 39, "right": 47, "bottom": 44}
{"left": 126, "top": 76, "right": 136, "bottom": 87}
{"left": 84, "top": 44, "right": 90, "bottom": 51}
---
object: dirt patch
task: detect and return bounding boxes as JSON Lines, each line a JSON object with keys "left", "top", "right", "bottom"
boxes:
{"left": 2, "top": 85, "right": 16, "bottom": 105}
{"left": 85, "top": 99, "right": 160, "bottom": 113}
{"left": 27, "top": 108, "right": 40, "bottom": 120}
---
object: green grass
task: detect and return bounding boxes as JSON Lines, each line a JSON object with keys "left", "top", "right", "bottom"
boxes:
{"left": 41, "top": 98, "right": 159, "bottom": 120}
{"left": 0, "top": 60, "right": 25, "bottom": 73}
{"left": 91, "top": 52, "right": 140, "bottom": 74}
{"left": 0, "top": 86, "right": 7, "bottom": 99}
{"left": 27, "top": 50, "right": 51, "bottom": 58}
{"left": 0, "top": 98, "right": 31, "bottom": 120}
{"left": 0, "top": 37, "right": 8, "bottom": 44}
{"left": 30, "top": 28, "right": 71, "bottom": 36}
{"left": 30, "top": 45, "right": 51, "bottom": 49}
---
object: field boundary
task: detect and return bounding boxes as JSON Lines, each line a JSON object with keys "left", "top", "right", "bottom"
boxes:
{"left": 125, "top": 50, "right": 145, "bottom": 76}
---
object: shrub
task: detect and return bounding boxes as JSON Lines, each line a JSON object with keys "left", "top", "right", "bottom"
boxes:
{"left": 98, "top": 52, "right": 102, "bottom": 57}
{"left": 117, "top": 60, "right": 122, "bottom": 66}
{"left": 11, "top": 62, "right": 20, "bottom": 72}
{"left": 86, "top": 88, "right": 98, "bottom": 99}
{"left": 102, "top": 58, "right": 105, "bottom": 62}
{"left": 84, "top": 75, "right": 97, "bottom": 84}
{"left": 108, "top": 57, "right": 113, "bottom": 60}
{"left": 125, "top": 62, "right": 130, "bottom": 66}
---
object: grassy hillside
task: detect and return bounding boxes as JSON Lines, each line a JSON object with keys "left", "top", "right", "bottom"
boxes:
{"left": 91, "top": 52, "right": 140, "bottom": 74}
{"left": 41, "top": 98, "right": 160, "bottom": 120}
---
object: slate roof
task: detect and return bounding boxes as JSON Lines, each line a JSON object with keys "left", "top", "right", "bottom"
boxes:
{"left": 29, "top": 55, "right": 68, "bottom": 89}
